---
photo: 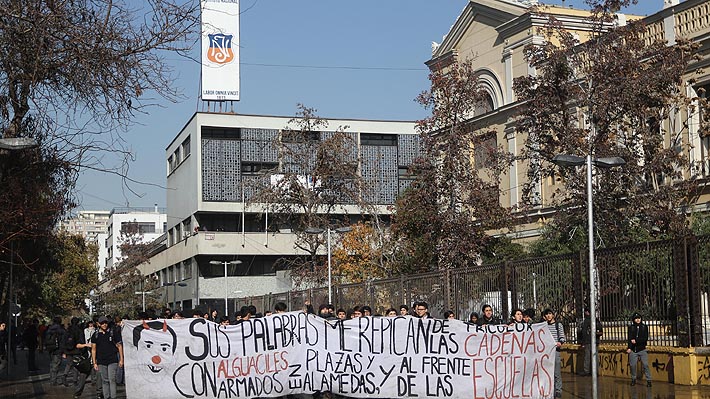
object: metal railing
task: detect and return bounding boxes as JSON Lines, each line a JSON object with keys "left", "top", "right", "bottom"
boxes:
{"left": 234, "top": 234, "right": 710, "bottom": 347}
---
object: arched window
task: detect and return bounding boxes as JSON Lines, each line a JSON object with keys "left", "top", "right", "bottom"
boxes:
{"left": 473, "top": 69, "right": 504, "bottom": 117}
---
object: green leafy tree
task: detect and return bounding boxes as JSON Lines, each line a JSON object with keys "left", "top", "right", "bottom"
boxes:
{"left": 514, "top": 0, "right": 708, "bottom": 251}
{"left": 42, "top": 233, "right": 99, "bottom": 315}
{"left": 391, "top": 60, "right": 514, "bottom": 271}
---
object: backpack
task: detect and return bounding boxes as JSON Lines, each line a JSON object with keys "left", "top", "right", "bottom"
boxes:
{"left": 65, "top": 328, "right": 80, "bottom": 354}
{"left": 45, "top": 329, "right": 62, "bottom": 352}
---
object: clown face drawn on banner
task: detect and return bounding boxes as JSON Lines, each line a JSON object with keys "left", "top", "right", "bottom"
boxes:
{"left": 131, "top": 320, "right": 178, "bottom": 383}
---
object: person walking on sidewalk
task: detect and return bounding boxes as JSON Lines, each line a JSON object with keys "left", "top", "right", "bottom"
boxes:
{"left": 22, "top": 318, "right": 39, "bottom": 373}
{"left": 84, "top": 320, "right": 102, "bottom": 398}
{"left": 92, "top": 316, "right": 123, "bottom": 399}
{"left": 61, "top": 317, "right": 83, "bottom": 386}
{"left": 627, "top": 312, "right": 651, "bottom": 387}
{"left": 46, "top": 316, "right": 67, "bottom": 385}
{"left": 64, "top": 317, "right": 92, "bottom": 398}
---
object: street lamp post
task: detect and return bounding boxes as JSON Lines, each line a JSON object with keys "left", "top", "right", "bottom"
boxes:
{"left": 551, "top": 153, "right": 624, "bottom": 398}
{"left": 209, "top": 260, "right": 242, "bottom": 317}
{"left": 1, "top": 136, "right": 38, "bottom": 377}
{"left": 305, "top": 226, "right": 352, "bottom": 305}
{"left": 88, "top": 289, "right": 96, "bottom": 316}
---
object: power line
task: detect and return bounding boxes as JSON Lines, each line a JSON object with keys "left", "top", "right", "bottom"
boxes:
{"left": 242, "top": 62, "right": 427, "bottom": 71}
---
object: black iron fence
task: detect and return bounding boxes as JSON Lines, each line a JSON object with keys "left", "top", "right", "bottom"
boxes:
{"left": 235, "top": 234, "right": 710, "bottom": 347}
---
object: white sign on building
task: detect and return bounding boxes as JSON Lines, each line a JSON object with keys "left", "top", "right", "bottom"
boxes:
{"left": 201, "top": 0, "right": 240, "bottom": 101}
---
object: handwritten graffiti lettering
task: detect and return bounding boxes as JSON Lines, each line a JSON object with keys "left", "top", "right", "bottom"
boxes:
{"left": 698, "top": 356, "right": 710, "bottom": 384}
{"left": 652, "top": 358, "right": 666, "bottom": 372}
{"left": 124, "top": 313, "right": 556, "bottom": 399}
{"left": 599, "top": 353, "right": 624, "bottom": 374}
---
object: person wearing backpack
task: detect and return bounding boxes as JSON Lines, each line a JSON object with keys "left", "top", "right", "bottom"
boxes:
{"left": 46, "top": 316, "right": 67, "bottom": 385}
{"left": 61, "top": 317, "right": 83, "bottom": 386}
{"left": 63, "top": 317, "right": 92, "bottom": 397}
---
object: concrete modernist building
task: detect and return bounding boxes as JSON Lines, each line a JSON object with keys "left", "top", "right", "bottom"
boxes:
{"left": 99, "top": 207, "right": 167, "bottom": 279}
{"left": 426, "top": 0, "right": 710, "bottom": 238}
{"left": 137, "top": 112, "right": 419, "bottom": 314}
{"left": 59, "top": 210, "right": 111, "bottom": 243}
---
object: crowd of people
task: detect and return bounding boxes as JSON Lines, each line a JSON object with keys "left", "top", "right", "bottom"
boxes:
{"left": 0, "top": 315, "right": 124, "bottom": 399}
{"left": 0, "top": 302, "right": 652, "bottom": 399}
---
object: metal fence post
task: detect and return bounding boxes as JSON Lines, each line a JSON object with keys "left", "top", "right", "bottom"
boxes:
{"left": 444, "top": 268, "right": 452, "bottom": 311}
{"left": 509, "top": 261, "right": 518, "bottom": 314}
{"left": 500, "top": 261, "right": 510, "bottom": 320}
{"left": 574, "top": 251, "right": 585, "bottom": 317}
{"left": 672, "top": 238, "right": 691, "bottom": 347}
{"left": 686, "top": 235, "right": 704, "bottom": 346}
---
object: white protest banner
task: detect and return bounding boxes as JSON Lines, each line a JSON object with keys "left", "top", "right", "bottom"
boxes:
{"left": 201, "top": 0, "right": 240, "bottom": 101}
{"left": 123, "top": 313, "right": 557, "bottom": 399}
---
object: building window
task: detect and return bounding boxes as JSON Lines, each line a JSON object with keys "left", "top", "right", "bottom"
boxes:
{"left": 202, "top": 126, "right": 241, "bottom": 140}
{"left": 182, "top": 137, "right": 190, "bottom": 158}
{"left": 241, "top": 162, "right": 278, "bottom": 175}
{"left": 473, "top": 132, "right": 497, "bottom": 170}
{"left": 281, "top": 129, "right": 320, "bottom": 143}
{"left": 183, "top": 260, "right": 192, "bottom": 280}
{"left": 120, "top": 222, "right": 156, "bottom": 234}
{"left": 702, "top": 135, "right": 710, "bottom": 177}
{"left": 473, "top": 93, "right": 495, "bottom": 117}
{"left": 361, "top": 133, "right": 397, "bottom": 146}
{"left": 175, "top": 262, "right": 182, "bottom": 281}
{"left": 182, "top": 218, "right": 191, "bottom": 239}
{"left": 168, "top": 155, "right": 176, "bottom": 172}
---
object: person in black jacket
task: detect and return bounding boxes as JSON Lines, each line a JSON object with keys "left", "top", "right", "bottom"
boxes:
{"left": 62, "top": 317, "right": 86, "bottom": 389}
{"left": 626, "top": 312, "right": 651, "bottom": 387}
{"left": 46, "top": 317, "right": 66, "bottom": 385}
{"left": 578, "top": 308, "right": 603, "bottom": 376}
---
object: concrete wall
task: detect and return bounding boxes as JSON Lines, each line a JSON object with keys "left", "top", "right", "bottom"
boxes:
{"left": 560, "top": 345, "right": 710, "bottom": 386}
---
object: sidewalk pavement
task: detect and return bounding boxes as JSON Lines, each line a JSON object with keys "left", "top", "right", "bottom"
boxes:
{"left": 2, "top": 347, "right": 710, "bottom": 398}
{"left": 1, "top": 347, "right": 125, "bottom": 398}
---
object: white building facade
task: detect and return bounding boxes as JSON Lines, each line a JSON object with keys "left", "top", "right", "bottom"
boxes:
{"left": 99, "top": 207, "right": 167, "bottom": 279}
{"left": 59, "top": 210, "right": 111, "bottom": 242}
{"left": 138, "top": 112, "right": 419, "bottom": 315}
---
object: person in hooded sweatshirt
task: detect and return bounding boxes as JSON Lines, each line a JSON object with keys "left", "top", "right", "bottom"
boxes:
{"left": 627, "top": 312, "right": 651, "bottom": 387}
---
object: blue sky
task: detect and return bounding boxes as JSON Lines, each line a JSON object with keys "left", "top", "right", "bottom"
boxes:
{"left": 75, "top": 0, "right": 666, "bottom": 211}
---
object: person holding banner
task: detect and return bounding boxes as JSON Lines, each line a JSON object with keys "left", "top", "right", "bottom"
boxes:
{"left": 468, "top": 312, "right": 479, "bottom": 324}
{"left": 510, "top": 308, "right": 525, "bottom": 325}
{"left": 413, "top": 301, "right": 430, "bottom": 319}
{"left": 523, "top": 308, "right": 536, "bottom": 325}
{"left": 543, "top": 308, "right": 565, "bottom": 398}
{"left": 478, "top": 304, "right": 501, "bottom": 325}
